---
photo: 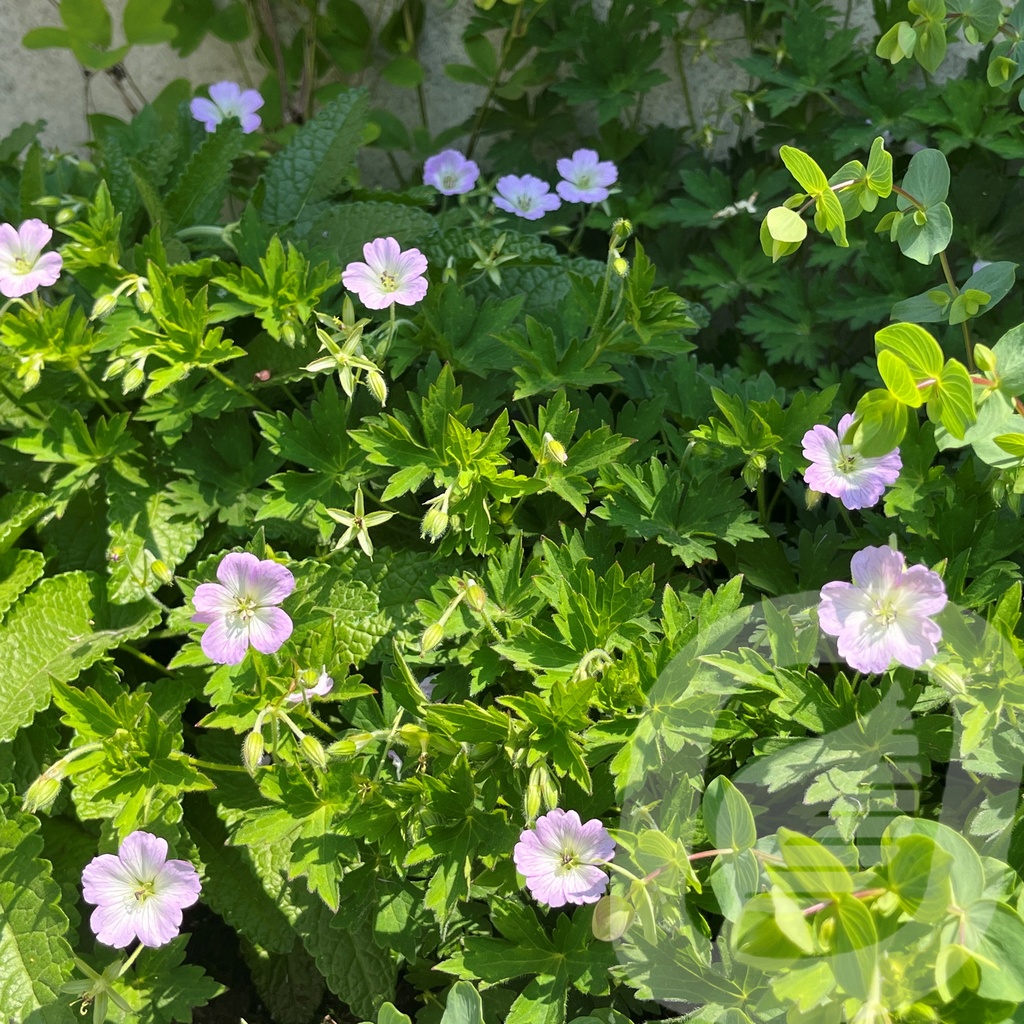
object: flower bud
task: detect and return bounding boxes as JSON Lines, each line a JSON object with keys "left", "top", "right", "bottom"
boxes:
{"left": 421, "top": 622, "right": 444, "bottom": 654}
{"left": 366, "top": 370, "right": 388, "bottom": 406}
{"left": 613, "top": 257, "right": 629, "bottom": 277}
{"left": 242, "top": 731, "right": 265, "bottom": 775}
{"left": 122, "top": 365, "right": 146, "bottom": 393}
{"left": 135, "top": 288, "right": 153, "bottom": 315}
{"left": 420, "top": 506, "right": 449, "bottom": 542}
{"left": 55, "top": 206, "right": 77, "bottom": 225}
{"left": 974, "top": 344, "right": 996, "bottom": 374}
{"left": 150, "top": 560, "right": 174, "bottom": 585}
{"left": 610, "top": 218, "right": 633, "bottom": 249}
{"left": 741, "top": 453, "right": 767, "bottom": 492}
{"left": 107, "top": 546, "right": 125, "bottom": 564}
{"left": 299, "top": 734, "right": 329, "bottom": 773}
{"left": 542, "top": 432, "right": 568, "bottom": 466}
{"left": 805, "top": 488, "right": 824, "bottom": 511}
{"left": 90, "top": 294, "right": 118, "bottom": 320}
{"left": 23, "top": 772, "right": 61, "bottom": 814}
{"left": 465, "top": 578, "right": 487, "bottom": 613}
{"left": 342, "top": 295, "right": 356, "bottom": 327}
{"left": 280, "top": 322, "right": 297, "bottom": 346}
{"left": 19, "top": 354, "right": 43, "bottom": 391}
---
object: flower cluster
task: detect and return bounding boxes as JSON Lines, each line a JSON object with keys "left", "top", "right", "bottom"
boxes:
{"left": 82, "top": 831, "right": 201, "bottom": 948}
{"left": 0, "top": 219, "right": 62, "bottom": 298}
{"left": 513, "top": 808, "right": 615, "bottom": 907}
{"left": 190, "top": 81, "right": 264, "bottom": 134}
{"left": 818, "top": 545, "right": 947, "bottom": 675}
{"left": 421, "top": 147, "right": 618, "bottom": 221}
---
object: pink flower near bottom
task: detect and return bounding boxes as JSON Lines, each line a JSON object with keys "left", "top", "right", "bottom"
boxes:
{"left": 191, "top": 552, "right": 295, "bottom": 664}
{"left": 513, "top": 808, "right": 615, "bottom": 907}
{"left": 818, "top": 545, "right": 947, "bottom": 675}
{"left": 342, "top": 236, "right": 428, "bottom": 309}
{"left": 802, "top": 414, "right": 901, "bottom": 510}
{"left": 81, "top": 831, "right": 201, "bottom": 948}
{"left": 0, "top": 219, "right": 62, "bottom": 298}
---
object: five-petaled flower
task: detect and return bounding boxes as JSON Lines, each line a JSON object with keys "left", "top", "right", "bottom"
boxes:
{"left": 423, "top": 149, "right": 480, "bottom": 195}
{"left": 342, "top": 236, "right": 428, "bottom": 309}
{"left": 818, "top": 545, "right": 947, "bottom": 675}
{"left": 802, "top": 414, "right": 902, "bottom": 510}
{"left": 555, "top": 149, "right": 618, "bottom": 203}
{"left": 82, "top": 831, "right": 201, "bottom": 948}
{"left": 191, "top": 552, "right": 295, "bottom": 665}
{"left": 190, "top": 81, "right": 264, "bottom": 134}
{"left": 493, "top": 174, "right": 562, "bottom": 221}
{"left": 286, "top": 666, "right": 334, "bottom": 703}
{"left": 0, "top": 219, "right": 62, "bottom": 298}
{"left": 513, "top": 808, "right": 615, "bottom": 908}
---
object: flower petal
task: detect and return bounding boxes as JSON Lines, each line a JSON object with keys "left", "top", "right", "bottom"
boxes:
{"left": 247, "top": 605, "right": 293, "bottom": 654}
{"left": 200, "top": 616, "right": 250, "bottom": 665}
{"left": 215, "top": 551, "right": 260, "bottom": 596}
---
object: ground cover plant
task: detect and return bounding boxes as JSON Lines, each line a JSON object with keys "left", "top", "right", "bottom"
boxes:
{"left": 4, "top": 0, "right": 1024, "bottom": 1023}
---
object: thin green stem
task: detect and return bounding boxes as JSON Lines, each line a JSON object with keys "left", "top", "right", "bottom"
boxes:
{"left": 187, "top": 757, "right": 250, "bottom": 774}
{"left": 121, "top": 644, "right": 175, "bottom": 678}
{"left": 117, "top": 943, "right": 145, "bottom": 978}
{"left": 207, "top": 365, "right": 274, "bottom": 413}
{"left": 71, "top": 362, "right": 116, "bottom": 416}
{"left": 466, "top": 6, "right": 524, "bottom": 160}
{"left": 938, "top": 250, "right": 974, "bottom": 370}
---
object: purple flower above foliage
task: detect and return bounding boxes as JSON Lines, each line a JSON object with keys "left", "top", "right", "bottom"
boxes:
{"left": 342, "top": 236, "right": 428, "bottom": 309}
{"left": 191, "top": 552, "right": 295, "bottom": 665}
{"left": 82, "top": 831, "right": 201, "bottom": 948}
{"left": 493, "top": 174, "right": 561, "bottom": 220}
{"left": 802, "top": 414, "right": 902, "bottom": 510}
{"left": 555, "top": 149, "right": 618, "bottom": 203}
{"left": 0, "top": 219, "right": 62, "bottom": 298}
{"left": 513, "top": 809, "right": 615, "bottom": 907}
{"left": 190, "top": 81, "right": 264, "bottom": 134}
{"left": 423, "top": 149, "right": 480, "bottom": 195}
{"left": 818, "top": 545, "right": 947, "bottom": 675}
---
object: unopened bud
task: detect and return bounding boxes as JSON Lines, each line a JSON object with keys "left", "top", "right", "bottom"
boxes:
{"left": 280, "top": 322, "right": 297, "bottom": 346}
{"left": 610, "top": 218, "right": 632, "bottom": 248}
{"left": 974, "top": 344, "right": 996, "bottom": 375}
{"left": 741, "top": 453, "right": 767, "bottom": 491}
{"left": 122, "top": 365, "right": 145, "bottom": 393}
{"left": 465, "top": 578, "right": 487, "bottom": 613}
{"left": 421, "top": 622, "right": 444, "bottom": 654}
{"left": 19, "top": 354, "right": 43, "bottom": 390}
{"left": 242, "top": 731, "right": 265, "bottom": 775}
{"left": 107, "top": 546, "right": 125, "bottom": 564}
{"left": 299, "top": 734, "right": 329, "bottom": 773}
{"left": 805, "top": 488, "right": 824, "bottom": 511}
{"left": 613, "top": 257, "right": 629, "bottom": 277}
{"left": 542, "top": 432, "right": 568, "bottom": 466}
{"left": 23, "top": 772, "right": 61, "bottom": 813}
{"left": 55, "top": 206, "right": 77, "bottom": 225}
{"left": 90, "top": 294, "right": 118, "bottom": 320}
{"left": 150, "top": 560, "right": 174, "bottom": 585}
{"left": 421, "top": 506, "right": 449, "bottom": 542}
{"left": 442, "top": 257, "right": 457, "bottom": 284}
{"left": 32, "top": 195, "right": 61, "bottom": 208}
{"left": 528, "top": 761, "right": 558, "bottom": 814}
{"left": 366, "top": 370, "right": 388, "bottom": 406}
{"left": 930, "top": 663, "right": 966, "bottom": 695}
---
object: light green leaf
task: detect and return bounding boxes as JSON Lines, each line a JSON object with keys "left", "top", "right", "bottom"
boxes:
{"left": 765, "top": 206, "right": 808, "bottom": 244}
{"left": 60, "top": 0, "right": 112, "bottom": 46}
{"left": 769, "top": 829, "right": 853, "bottom": 901}
{"left": 779, "top": 147, "right": 831, "bottom": 195}
{"left": 865, "top": 136, "right": 893, "bottom": 198}
{"left": 440, "top": 981, "right": 485, "bottom": 1024}
{"left": 897, "top": 149, "right": 950, "bottom": 209}
{"left": 874, "top": 322, "right": 944, "bottom": 379}
{"left": 929, "top": 359, "right": 977, "bottom": 439}
{"left": 878, "top": 349, "right": 925, "bottom": 407}
{"left": 702, "top": 777, "right": 757, "bottom": 852}
{"left": 0, "top": 800, "right": 76, "bottom": 1023}
{"left": 123, "top": 0, "right": 176, "bottom": 44}
{"left": 895, "top": 201, "right": 953, "bottom": 264}
{"left": 994, "top": 433, "right": 1024, "bottom": 459}
{"left": 0, "top": 572, "right": 161, "bottom": 743}
{"left": 832, "top": 894, "right": 878, "bottom": 999}
{"left": 262, "top": 88, "right": 370, "bottom": 225}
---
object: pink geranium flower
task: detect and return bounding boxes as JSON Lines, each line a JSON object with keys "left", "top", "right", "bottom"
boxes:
{"left": 802, "top": 414, "right": 902, "bottom": 510}
{"left": 513, "top": 808, "right": 615, "bottom": 908}
{"left": 818, "top": 545, "right": 947, "bottom": 675}
{"left": 82, "top": 831, "right": 201, "bottom": 948}
{"left": 555, "top": 149, "right": 618, "bottom": 203}
{"left": 191, "top": 552, "right": 295, "bottom": 665}
{"left": 342, "top": 236, "right": 428, "bottom": 309}
{"left": 0, "top": 219, "right": 62, "bottom": 298}
{"left": 190, "top": 81, "right": 264, "bottom": 134}
{"left": 285, "top": 666, "right": 334, "bottom": 703}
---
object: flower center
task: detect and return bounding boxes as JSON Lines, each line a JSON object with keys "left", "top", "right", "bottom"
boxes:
{"left": 129, "top": 878, "right": 157, "bottom": 908}
{"left": 379, "top": 272, "right": 398, "bottom": 292}
{"left": 871, "top": 596, "right": 899, "bottom": 626}
{"left": 837, "top": 452, "right": 859, "bottom": 474}
{"left": 516, "top": 195, "right": 535, "bottom": 211}
{"left": 442, "top": 173, "right": 459, "bottom": 190}
{"left": 12, "top": 256, "right": 33, "bottom": 275}
{"left": 235, "top": 596, "right": 259, "bottom": 621}
{"left": 575, "top": 172, "right": 593, "bottom": 189}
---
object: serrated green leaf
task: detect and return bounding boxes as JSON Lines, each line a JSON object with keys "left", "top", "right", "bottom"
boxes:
{"left": 0, "top": 800, "right": 76, "bottom": 1023}
{"left": 0, "top": 572, "right": 160, "bottom": 743}
{"left": 262, "top": 89, "right": 370, "bottom": 224}
{"left": 164, "top": 120, "right": 244, "bottom": 230}
{"left": 0, "top": 550, "right": 46, "bottom": 621}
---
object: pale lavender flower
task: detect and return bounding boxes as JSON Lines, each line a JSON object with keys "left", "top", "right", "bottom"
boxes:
{"left": 423, "top": 149, "right": 480, "bottom": 195}
{"left": 513, "top": 808, "right": 615, "bottom": 908}
{"left": 818, "top": 545, "right": 947, "bottom": 675}
{"left": 0, "top": 219, "right": 62, "bottom": 298}
{"left": 81, "top": 831, "right": 201, "bottom": 948}
{"left": 342, "top": 236, "right": 428, "bottom": 309}
{"left": 419, "top": 673, "right": 437, "bottom": 701}
{"left": 493, "top": 174, "right": 561, "bottom": 220}
{"left": 555, "top": 149, "right": 618, "bottom": 203}
{"left": 191, "top": 552, "right": 295, "bottom": 665}
{"left": 190, "top": 81, "right": 264, "bottom": 134}
{"left": 286, "top": 666, "right": 334, "bottom": 703}
{"left": 973, "top": 259, "right": 993, "bottom": 275}
{"left": 802, "top": 413, "right": 902, "bottom": 510}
